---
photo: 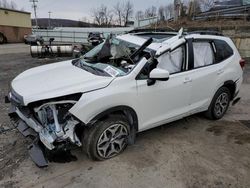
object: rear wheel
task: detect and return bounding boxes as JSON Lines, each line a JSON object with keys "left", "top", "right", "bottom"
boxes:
{"left": 83, "top": 115, "right": 130, "bottom": 161}
{"left": 205, "top": 87, "right": 231, "bottom": 120}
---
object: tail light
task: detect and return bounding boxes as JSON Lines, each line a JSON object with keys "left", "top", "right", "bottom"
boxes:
{"left": 239, "top": 59, "right": 246, "bottom": 69}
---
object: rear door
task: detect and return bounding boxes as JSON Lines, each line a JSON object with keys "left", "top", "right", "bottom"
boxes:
{"left": 186, "top": 37, "right": 221, "bottom": 113}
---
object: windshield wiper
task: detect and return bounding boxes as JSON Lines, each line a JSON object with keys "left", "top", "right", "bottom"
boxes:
{"left": 79, "top": 62, "right": 110, "bottom": 76}
{"left": 86, "top": 65, "right": 105, "bottom": 73}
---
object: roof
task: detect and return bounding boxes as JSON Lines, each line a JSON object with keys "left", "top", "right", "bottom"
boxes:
{"left": 117, "top": 31, "right": 229, "bottom": 55}
{"left": 0, "top": 7, "right": 31, "bottom": 15}
{"left": 117, "top": 34, "right": 163, "bottom": 51}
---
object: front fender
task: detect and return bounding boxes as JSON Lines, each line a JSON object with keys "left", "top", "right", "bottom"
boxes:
{"left": 69, "top": 77, "right": 138, "bottom": 125}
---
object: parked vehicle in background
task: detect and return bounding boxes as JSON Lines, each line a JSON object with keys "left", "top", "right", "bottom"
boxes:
{"left": 6, "top": 29, "right": 244, "bottom": 167}
{"left": 0, "top": 32, "right": 7, "bottom": 44}
{"left": 87, "top": 32, "right": 104, "bottom": 46}
{"left": 24, "top": 34, "right": 44, "bottom": 45}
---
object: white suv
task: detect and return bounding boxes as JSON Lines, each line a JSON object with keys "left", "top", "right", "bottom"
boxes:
{"left": 6, "top": 29, "right": 244, "bottom": 167}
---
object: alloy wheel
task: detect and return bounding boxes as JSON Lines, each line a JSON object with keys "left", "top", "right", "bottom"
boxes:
{"left": 214, "top": 92, "right": 229, "bottom": 117}
{"left": 97, "top": 123, "right": 128, "bottom": 159}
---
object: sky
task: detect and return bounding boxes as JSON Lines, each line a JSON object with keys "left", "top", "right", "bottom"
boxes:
{"left": 7, "top": 0, "right": 173, "bottom": 21}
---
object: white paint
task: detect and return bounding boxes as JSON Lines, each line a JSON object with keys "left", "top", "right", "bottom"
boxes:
{"left": 11, "top": 33, "right": 243, "bottom": 134}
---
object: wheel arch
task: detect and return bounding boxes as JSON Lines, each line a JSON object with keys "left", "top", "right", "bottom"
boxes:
{"left": 85, "top": 105, "right": 138, "bottom": 145}
{"left": 87, "top": 105, "right": 139, "bottom": 132}
{"left": 222, "top": 80, "right": 236, "bottom": 100}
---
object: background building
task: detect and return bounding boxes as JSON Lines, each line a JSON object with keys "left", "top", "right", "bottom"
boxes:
{"left": 0, "top": 7, "right": 31, "bottom": 43}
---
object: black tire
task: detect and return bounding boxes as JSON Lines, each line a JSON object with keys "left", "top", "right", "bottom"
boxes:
{"left": 0, "top": 33, "right": 4, "bottom": 44}
{"left": 3, "top": 36, "right": 7, "bottom": 43}
{"left": 205, "top": 87, "right": 231, "bottom": 120}
{"left": 82, "top": 115, "right": 130, "bottom": 161}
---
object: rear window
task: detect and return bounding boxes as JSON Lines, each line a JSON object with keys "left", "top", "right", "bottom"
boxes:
{"left": 193, "top": 42, "right": 214, "bottom": 68}
{"left": 213, "top": 39, "right": 234, "bottom": 63}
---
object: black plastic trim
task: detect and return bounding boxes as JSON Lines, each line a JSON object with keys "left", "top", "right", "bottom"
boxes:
{"left": 89, "top": 105, "right": 139, "bottom": 131}
{"left": 186, "top": 38, "right": 194, "bottom": 70}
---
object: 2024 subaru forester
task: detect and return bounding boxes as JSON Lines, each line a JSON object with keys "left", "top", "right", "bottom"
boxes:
{"left": 6, "top": 29, "right": 245, "bottom": 167}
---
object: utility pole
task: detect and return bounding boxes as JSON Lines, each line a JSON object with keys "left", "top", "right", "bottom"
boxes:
{"left": 48, "top": 11, "right": 52, "bottom": 29}
{"left": 30, "top": 0, "right": 38, "bottom": 28}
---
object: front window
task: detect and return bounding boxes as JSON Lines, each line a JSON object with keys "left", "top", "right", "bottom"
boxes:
{"left": 73, "top": 37, "right": 152, "bottom": 77}
{"left": 157, "top": 45, "right": 185, "bottom": 74}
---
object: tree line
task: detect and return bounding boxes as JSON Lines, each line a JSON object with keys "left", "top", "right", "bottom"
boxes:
{"left": 91, "top": 1, "right": 133, "bottom": 27}
{"left": 90, "top": 0, "right": 215, "bottom": 27}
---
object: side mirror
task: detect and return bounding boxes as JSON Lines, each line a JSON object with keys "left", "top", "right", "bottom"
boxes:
{"left": 147, "top": 68, "right": 169, "bottom": 86}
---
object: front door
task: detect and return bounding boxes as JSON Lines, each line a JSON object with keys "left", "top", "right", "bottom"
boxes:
{"left": 136, "top": 44, "right": 192, "bottom": 131}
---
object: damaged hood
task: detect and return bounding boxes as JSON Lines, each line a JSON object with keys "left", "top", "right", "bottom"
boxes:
{"left": 11, "top": 60, "right": 115, "bottom": 105}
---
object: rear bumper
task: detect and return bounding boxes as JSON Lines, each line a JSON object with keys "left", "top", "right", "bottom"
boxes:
{"left": 235, "top": 76, "right": 243, "bottom": 97}
{"left": 231, "top": 77, "right": 242, "bottom": 105}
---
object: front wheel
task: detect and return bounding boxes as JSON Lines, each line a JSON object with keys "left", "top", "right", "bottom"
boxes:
{"left": 83, "top": 115, "right": 130, "bottom": 161}
{"left": 205, "top": 87, "right": 231, "bottom": 120}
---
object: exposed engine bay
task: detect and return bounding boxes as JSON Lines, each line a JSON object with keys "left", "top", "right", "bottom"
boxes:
{"left": 34, "top": 101, "right": 81, "bottom": 150}
{"left": 6, "top": 90, "right": 84, "bottom": 166}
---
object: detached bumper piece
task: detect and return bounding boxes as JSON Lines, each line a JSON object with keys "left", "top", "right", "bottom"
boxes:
{"left": 9, "top": 112, "right": 48, "bottom": 168}
{"left": 28, "top": 140, "right": 48, "bottom": 168}
{"left": 16, "top": 119, "right": 37, "bottom": 138}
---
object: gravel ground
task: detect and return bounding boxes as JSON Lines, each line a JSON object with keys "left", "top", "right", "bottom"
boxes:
{"left": 0, "top": 44, "right": 250, "bottom": 188}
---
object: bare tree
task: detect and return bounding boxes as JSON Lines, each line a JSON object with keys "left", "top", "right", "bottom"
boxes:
{"left": 92, "top": 8, "right": 102, "bottom": 25}
{"left": 158, "top": 6, "right": 165, "bottom": 21}
{"left": 193, "top": 0, "right": 202, "bottom": 15}
{"left": 135, "top": 10, "right": 144, "bottom": 21}
{"left": 113, "top": 2, "right": 123, "bottom": 26}
{"left": 200, "top": 0, "right": 214, "bottom": 11}
{"left": 92, "top": 5, "right": 113, "bottom": 26}
{"left": 144, "top": 6, "right": 157, "bottom": 18}
{"left": 164, "top": 4, "right": 174, "bottom": 19}
{"left": 122, "top": 1, "right": 133, "bottom": 26}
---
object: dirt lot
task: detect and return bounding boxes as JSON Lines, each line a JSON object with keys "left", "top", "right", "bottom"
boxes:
{"left": 0, "top": 44, "right": 250, "bottom": 188}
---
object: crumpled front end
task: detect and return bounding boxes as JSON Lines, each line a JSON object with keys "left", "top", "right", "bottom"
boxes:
{"left": 6, "top": 88, "right": 83, "bottom": 167}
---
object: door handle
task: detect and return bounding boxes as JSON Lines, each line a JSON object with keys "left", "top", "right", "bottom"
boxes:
{"left": 217, "top": 69, "right": 224, "bottom": 75}
{"left": 183, "top": 77, "right": 192, "bottom": 83}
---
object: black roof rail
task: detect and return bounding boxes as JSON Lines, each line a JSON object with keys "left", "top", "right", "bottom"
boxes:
{"left": 188, "top": 31, "right": 224, "bottom": 36}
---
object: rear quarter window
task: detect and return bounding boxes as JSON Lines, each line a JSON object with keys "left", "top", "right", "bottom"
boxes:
{"left": 213, "top": 39, "right": 234, "bottom": 63}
